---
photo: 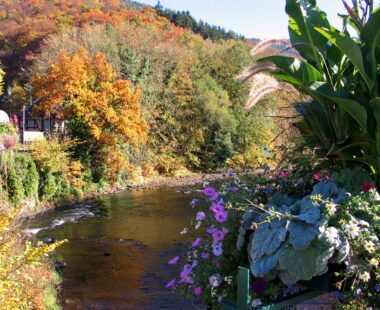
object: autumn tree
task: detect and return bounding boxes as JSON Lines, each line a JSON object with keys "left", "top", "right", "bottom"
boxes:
{"left": 32, "top": 47, "right": 148, "bottom": 182}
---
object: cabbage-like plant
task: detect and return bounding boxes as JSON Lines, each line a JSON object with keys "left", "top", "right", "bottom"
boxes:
{"left": 243, "top": 0, "right": 380, "bottom": 184}
{"left": 239, "top": 182, "right": 351, "bottom": 283}
{"left": 238, "top": 180, "right": 380, "bottom": 307}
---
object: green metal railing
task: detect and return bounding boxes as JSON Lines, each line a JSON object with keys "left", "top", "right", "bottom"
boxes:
{"left": 220, "top": 267, "right": 324, "bottom": 310}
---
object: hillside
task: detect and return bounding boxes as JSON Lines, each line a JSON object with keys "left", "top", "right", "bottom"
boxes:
{"left": 0, "top": 0, "right": 182, "bottom": 80}
{"left": 0, "top": 0, "right": 282, "bottom": 183}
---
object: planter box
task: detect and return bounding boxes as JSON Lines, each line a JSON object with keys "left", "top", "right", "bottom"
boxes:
{"left": 220, "top": 267, "right": 337, "bottom": 310}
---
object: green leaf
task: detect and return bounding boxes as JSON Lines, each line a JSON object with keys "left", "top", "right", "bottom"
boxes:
{"left": 286, "top": 0, "right": 330, "bottom": 65}
{"left": 361, "top": 7, "right": 380, "bottom": 94}
{"left": 290, "top": 196, "right": 321, "bottom": 224}
{"left": 261, "top": 56, "right": 323, "bottom": 86}
{"left": 251, "top": 250, "right": 280, "bottom": 277}
{"left": 288, "top": 220, "right": 320, "bottom": 249}
{"left": 250, "top": 219, "right": 288, "bottom": 259}
{"left": 335, "top": 231, "right": 350, "bottom": 263}
{"left": 314, "top": 27, "right": 374, "bottom": 92}
{"left": 319, "top": 227, "right": 341, "bottom": 248}
{"left": 307, "top": 82, "right": 368, "bottom": 132}
{"left": 279, "top": 240, "right": 334, "bottom": 281}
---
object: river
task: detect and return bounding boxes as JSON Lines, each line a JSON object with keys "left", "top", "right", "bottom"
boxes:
{"left": 26, "top": 186, "right": 202, "bottom": 309}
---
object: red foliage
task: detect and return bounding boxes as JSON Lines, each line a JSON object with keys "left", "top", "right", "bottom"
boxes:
{"left": 0, "top": 0, "right": 184, "bottom": 76}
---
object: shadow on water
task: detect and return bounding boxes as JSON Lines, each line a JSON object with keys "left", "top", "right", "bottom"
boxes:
{"left": 26, "top": 187, "right": 205, "bottom": 309}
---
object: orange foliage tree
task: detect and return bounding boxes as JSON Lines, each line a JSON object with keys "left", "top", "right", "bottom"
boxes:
{"left": 32, "top": 47, "right": 148, "bottom": 181}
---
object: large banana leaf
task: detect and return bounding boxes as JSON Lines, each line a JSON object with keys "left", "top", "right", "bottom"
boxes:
{"left": 362, "top": 7, "right": 380, "bottom": 96}
{"left": 315, "top": 27, "right": 375, "bottom": 93}
{"left": 306, "top": 81, "right": 368, "bottom": 132}
{"left": 285, "top": 0, "right": 330, "bottom": 67}
{"left": 260, "top": 56, "right": 323, "bottom": 86}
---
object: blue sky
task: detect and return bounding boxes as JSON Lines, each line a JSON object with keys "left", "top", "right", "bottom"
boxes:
{"left": 136, "top": 0, "right": 349, "bottom": 39}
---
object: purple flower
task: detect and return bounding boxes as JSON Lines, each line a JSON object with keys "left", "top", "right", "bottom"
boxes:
{"left": 207, "top": 225, "right": 217, "bottom": 234}
{"left": 265, "top": 188, "right": 273, "bottom": 194}
{"left": 212, "top": 243, "right": 223, "bottom": 256}
{"left": 192, "top": 237, "right": 202, "bottom": 248}
{"left": 217, "top": 296, "right": 224, "bottom": 303}
{"left": 192, "top": 260, "right": 198, "bottom": 268}
{"left": 215, "top": 210, "right": 228, "bottom": 223}
{"left": 375, "top": 285, "right": 380, "bottom": 293}
{"left": 194, "top": 286, "right": 202, "bottom": 296}
{"left": 167, "top": 256, "right": 180, "bottom": 265}
{"left": 166, "top": 279, "right": 176, "bottom": 288}
{"left": 209, "top": 274, "right": 221, "bottom": 287}
{"left": 183, "top": 264, "right": 192, "bottom": 272}
{"left": 195, "top": 211, "right": 206, "bottom": 222}
{"left": 190, "top": 198, "right": 200, "bottom": 208}
{"left": 228, "top": 186, "right": 238, "bottom": 192}
{"left": 333, "top": 291, "right": 343, "bottom": 300}
{"left": 179, "top": 275, "right": 194, "bottom": 284}
{"left": 251, "top": 278, "right": 266, "bottom": 293}
{"left": 213, "top": 260, "right": 221, "bottom": 269}
{"left": 180, "top": 265, "right": 193, "bottom": 283}
{"left": 210, "top": 203, "right": 225, "bottom": 214}
{"left": 212, "top": 228, "right": 228, "bottom": 242}
{"left": 203, "top": 187, "right": 219, "bottom": 201}
{"left": 354, "top": 288, "right": 362, "bottom": 298}
{"left": 201, "top": 252, "right": 210, "bottom": 260}
{"left": 226, "top": 168, "right": 235, "bottom": 177}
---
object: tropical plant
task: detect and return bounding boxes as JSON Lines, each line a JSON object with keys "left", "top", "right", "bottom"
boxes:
{"left": 243, "top": 0, "right": 380, "bottom": 184}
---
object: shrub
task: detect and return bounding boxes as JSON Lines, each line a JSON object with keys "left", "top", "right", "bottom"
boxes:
{"left": 6, "top": 167, "right": 24, "bottom": 204}
{"left": 41, "top": 173, "right": 58, "bottom": 202}
{"left": 14, "top": 153, "right": 39, "bottom": 201}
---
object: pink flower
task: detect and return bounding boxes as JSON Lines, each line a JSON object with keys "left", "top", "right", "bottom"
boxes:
{"left": 279, "top": 171, "right": 287, "bottom": 178}
{"left": 362, "top": 181, "right": 374, "bottom": 192}
{"left": 166, "top": 279, "right": 176, "bottom": 288}
{"left": 167, "top": 256, "right": 180, "bottom": 265}
{"left": 215, "top": 211, "right": 228, "bottom": 223}
{"left": 2, "top": 134, "right": 17, "bottom": 150}
{"left": 313, "top": 173, "right": 320, "bottom": 180}
{"left": 192, "top": 237, "right": 202, "bottom": 248}
{"left": 194, "top": 286, "right": 202, "bottom": 296}
{"left": 195, "top": 211, "right": 206, "bottom": 222}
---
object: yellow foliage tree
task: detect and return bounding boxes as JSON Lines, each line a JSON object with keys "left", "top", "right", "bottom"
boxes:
{"left": 0, "top": 66, "right": 4, "bottom": 96}
{"left": 33, "top": 47, "right": 148, "bottom": 180}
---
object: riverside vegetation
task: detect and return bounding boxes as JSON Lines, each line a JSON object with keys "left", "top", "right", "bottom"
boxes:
{"left": 0, "top": 1, "right": 297, "bottom": 308}
{"left": 3, "top": 0, "right": 377, "bottom": 309}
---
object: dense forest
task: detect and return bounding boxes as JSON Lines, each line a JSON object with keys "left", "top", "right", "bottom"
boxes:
{"left": 0, "top": 0, "right": 285, "bottom": 196}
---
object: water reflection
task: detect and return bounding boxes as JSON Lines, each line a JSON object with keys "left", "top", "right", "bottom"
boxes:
{"left": 27, "top": 187, "right": 202, "bottom": 309}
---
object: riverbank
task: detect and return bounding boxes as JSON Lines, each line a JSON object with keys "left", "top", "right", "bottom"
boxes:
{"left": 19, "top": 172, "right": 229, "bottom": 220}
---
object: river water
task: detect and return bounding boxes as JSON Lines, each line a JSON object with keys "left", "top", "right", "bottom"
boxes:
{"left": 26, "top": 187, "right": 203, "bottom": 309}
